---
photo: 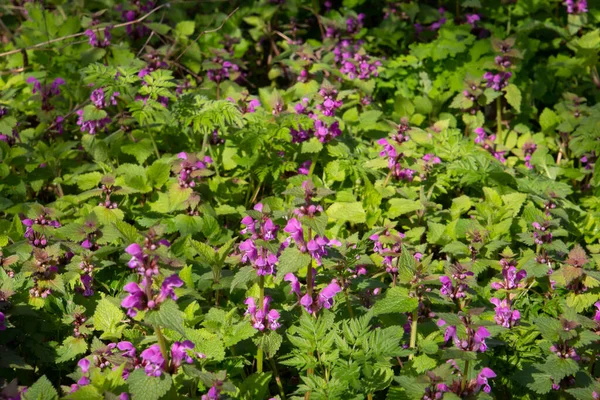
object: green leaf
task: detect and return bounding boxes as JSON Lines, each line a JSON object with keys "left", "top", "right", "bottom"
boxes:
{"left": 412, "top": 354, "right": 437, "bottom": 373}
{"left": 388, "top": 198, "right": 423, "bottom": 219}
{"left": 121, "top": 139, "right": 155, "bottom": 164}
{"left": 275, "top": 246, "right": 311, "bottom": 282}
{"left": 23, "top": 376, "right": 58, "bottom": 400}
{"left": 127, "top": 369, "right": 172, "bottom": 400}
{"left": 238, "top": 372, "right": 272, "bottom": 400}
{"left": 74, "top": 172, "right": 103, "bottom": 190}
{"left": 327, "top": 201, "right": 366, "bottom": 224}
{"left": 254, "top": 331, "right": 282, "bottom": 358}
{"left": 65, "top": 385, "right": 103, "bottom": 400}
{"left": 504, "top": 84, "right": 521, "bottom": 113}
{"left": 301, "top": 138, "right": 323, "bottom": 154}
{"left": 146, "top": 299, "right": 186, "bottom": 336}
{"left": 539, "top": 355, "right": 580, "bottom": 381}
{"left": 184, "top": 328, "right": 226, "bottom": 360}
{"left": 93, "top": 297, "right": 126, "bottom": 340}
{"left": 231, "top": 265, "right": 257, "bottom": 291}
{"left": 373, "top": 287, "right": 419, "bottom": 315}
{"left": 175, "top": 21, "right": 195, "bottom": 37}
{"left": 539, "top": 108, "right": 559, "bottom": 132}
{"left": 56, "top": 336, "right": 88, "bottom": 363}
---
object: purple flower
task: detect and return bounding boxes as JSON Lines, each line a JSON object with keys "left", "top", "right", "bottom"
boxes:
{"left": 465, "top": 13, "right": 481, "bottom": 27}
{"left": 307, "top": 235, "right": 341, "bottom": 266}
{"left": 0, "top": 312, "right": 6, "bottom": 331}
{"left": 317, "top": 281, "right": 342, "bottom": 309}
{"left": 313, "top": 119, "right": 342, "bottom": 143}
{"left": 156, "top": 274, "right": 184, "bottom": 303}
{"left": 316, "top": 88, "right": 343, "bottom": 117}
{"left": 285, "top": 274, "right": 342, "bottom": 315}
{"left": 140, "top": 344, "right": 166, "bottom": 377}
{"left": 483, "top": 71, "right": 512, "bottom": 91}
{"left": 245, "top": 296, "right": 281, "bottom": 331}
{"left": 594, "top": 301, "right": 600, "bottom": 322}
{"left": 90, "top": 88, "right": 119, "bottom": 109}
{"left": 490, "top": 298, "right": 520, "bottom": 328}
{"left": 422, "top": 153, "right": 441, "bottom": 164}
{"left": 523, "top": 142, "right": 537, "bottom": 169}
{"left": 298, "top": 160, "right": 312, "bottom": 175}
{"left": 80, "top": 274, "right": 94, "bottom": 297}
{"left": 170, "top": 340, "right": 195, "bottom": 369}
{"left": 27, "top": 77, "right": 65, "bottom": 111}
{"left": 284, "top": 218, "right": 306, "bottom": 252}
{"left": 491, "top": 261, "right": 526, "bottom": 290}
{"left": 565, "top": 0, "right": 587, "bottom": 14}
{"left": 476, "top": 368, "right": 496, "bottom": 393}
{"left": 76, "top": 109, "right": 111, "bottom": 135}
{"left": 284, "top": 272, "right": 302, "bottom": 297}
{"left": 440, "top": 276, "right": 454, "bottom": 297}
{"left": 121, "top": 280, "right": 149, "bottom": 317}
{"left": 85, "top": 27, "right": 112, "bottom": 48}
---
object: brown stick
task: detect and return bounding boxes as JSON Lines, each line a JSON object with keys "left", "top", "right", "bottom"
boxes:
{"left": 0, "top": 3, "right": 169, "bottom": 58}
{"left": 175, "top": 7, "right": 239, "bottom": 62}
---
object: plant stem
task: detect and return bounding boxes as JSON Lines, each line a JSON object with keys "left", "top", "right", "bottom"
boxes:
{"left": 367, "top": 394, "right": 373, "bottom": 400}
{"left": 147, "top": 124, "right": 161, "bottom": 159}
{"left": 154, "top": 325, "right": 170, "bottom": 371}
{"left": 496, "top": 97, "right": 503, "bottom": 145}
{"left": 257, "top": 276, "right": 265, "bottom": 373}
{"left": 383, "top": 169, "right": 392, "bottom": 187}
{"left": 270, "top": 358, "right": 286, "bottom": 400}
{"left": 344, "top": 289, "right": 354, "bottom": 318}
{"left": 461, "top": 360, "right": 470, "bottom": 391}
{"left": 408, "top": 309, "right": 418, "bottom": 360}
{"left": 308, "top": 151, "right": 319, "bottom": 176}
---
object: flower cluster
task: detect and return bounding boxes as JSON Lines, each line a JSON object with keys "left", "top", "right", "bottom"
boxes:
{"left": 284, "top": 219, "right": 340, "bottom": 264}
{"left": 76, "top": 109, "right": 112, "bottom": 135}
{"left": 238, "top": 204, "right": 281, "bottom": 276}
{"left": 370, "top": 230, "right": 403, "bottom": 277}
{"left": 207, "top": 57, "right": 241, "bottom": 83}
{"left": 85, "top": 27, "right": 112, "bottom": 48}
{"left": 119, "top": 0, "right": 154, "bottom": 38}
{"left": 27, "top": 77, "right": 65, "bottom": 111}
{"left": 439, "top": 264, "right": 473, "bottom": 300}
{"left": 440, "top": 321, "right": 490, "bottom": 353}
{"left": 121, "top": 274, "right": 183, "bottom": 317}
{"left": 473, "top": 127, "right": 505, "bottom": 163}
{"left": 22, "top": 214, "right": 60, "bottom": 248}
{"left": 125, "top": 236, "right": 171, "bottom": 277}
{"left": 244, "top": 296, "right": 281, "bottom": 331}
{"left": 565, "top": 0, "right": 587, "bottom": 14}
{"left": 490, "top": 298, "right": 520, "bottom": 328}
{"left": 523, "top": 142, "right": 537, "bottom": 169}
{"left": 532, "top": 221, "right": 553, "bottom": 245}
{"left": 174, "top": 152, "right": 213, "bottom": 188}
{"left": 90, "top": 88, "right": 119, "bottom": 109}
{"left": 284, "top": 273, "right": 342, "bottom": 315}
{"left": 483, "top": 71, "right": 512, "bottom": 91}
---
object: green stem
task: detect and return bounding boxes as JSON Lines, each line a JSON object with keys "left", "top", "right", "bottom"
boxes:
{"left": 147, "top": 125, "right": 160, "bottom": 159}
{"left": 308, "top": 151, "right": 319, "bottom": 177}
{"left": 270, "top": 358, "right": 286, "bottom": 400}
{"left": 367, "top": 394, "right": 373, "bottom": 400}
{"left": 344, "top": 289, "right": 354, "bottom": 318}
{"left": 496, "top": 97, "right": 503, "bottom": 145}
{"left": 408, "top": 309, "right": 418, "bottom": 360}
{"left": 257, "top": 276, "right": 265, "bottom": 373}
{"left": 154, "top": 325, "right": 170, "bottom": 371}
{"left": 461, "top": 360, "right": 470, "bottom": 391}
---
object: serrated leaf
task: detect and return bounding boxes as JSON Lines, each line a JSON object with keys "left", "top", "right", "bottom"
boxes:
{"left": 23, "top": 376, "right": 58, "bottom": 400}
{"left": 146, "top": 299, "right": 186, "bottom": 336}
{"left": 327, "top": 202, "right": 366, "bottom": 224}
{"left": 373, "top": 287, "right": 419, "bottom": 315}
{"left": 275, "top": 246, "right": 312, "bottom": 282}
{"left": 231, "top": 265, "right": 257, "bottom": 291}
{"left": 93, "top": 297, "right": 126, "bottom": 340}
{"left": 504, "top": 84, "right": 521, "bottom": 113}
{"left": 56, "top": 336, "right": 88, "bottom": 363}
{"left": 127, "top": 369, "right": 172, "bottom": 400}
{"left": 388, "top": 198, "right": 423, "bottom": 219}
